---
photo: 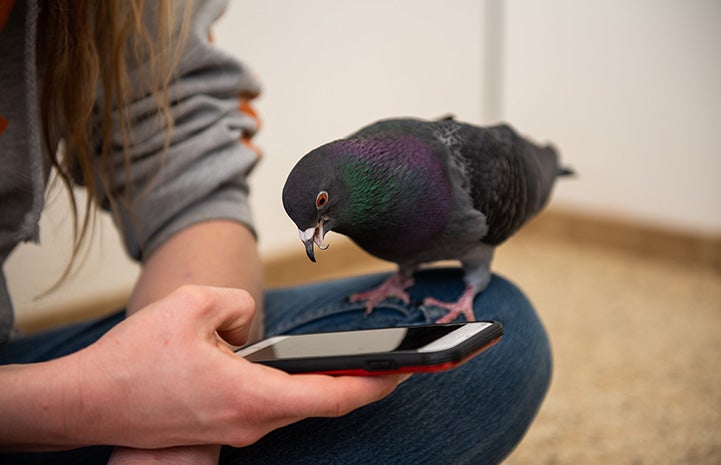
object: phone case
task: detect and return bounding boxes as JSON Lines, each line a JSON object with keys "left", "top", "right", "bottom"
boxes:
{"left": 246, "top": 321, "right": 504, "bottom": 376}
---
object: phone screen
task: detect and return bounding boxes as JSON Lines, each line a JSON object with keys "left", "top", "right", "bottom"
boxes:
{"left": 237, "top": 322, "right": 492, "bottom": 362}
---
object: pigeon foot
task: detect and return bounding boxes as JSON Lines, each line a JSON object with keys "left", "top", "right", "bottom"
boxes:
{"left": 424, "top": 285, "right": 477, "bottom": 323}
{"left": 349, "top": 273, "right": 415, "bottom": 316}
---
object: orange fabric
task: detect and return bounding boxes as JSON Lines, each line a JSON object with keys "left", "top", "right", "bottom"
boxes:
{"left": 241, "top": 135, "right": 262, "bottom": 158}
{"left": 239, "top": 98, "right": 261, "bottom": 127}
{"left": 238, "top": 97, "right": 262, "bottom": 157}
{"left": 0, "top": 0, "right": 15, "bottom": 32}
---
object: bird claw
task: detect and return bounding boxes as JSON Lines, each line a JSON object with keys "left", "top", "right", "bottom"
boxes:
{"left": 349, "top": 273, "right": 414, "bottom": 316}
{"left": 424, "top": 285, "right": 477, "bottom": 323}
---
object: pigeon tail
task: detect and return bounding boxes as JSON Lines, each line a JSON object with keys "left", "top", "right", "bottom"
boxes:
{"left": 558, "top": 166, "right": 575, "bottom": 177}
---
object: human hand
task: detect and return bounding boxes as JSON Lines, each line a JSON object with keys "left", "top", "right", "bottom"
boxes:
{"left": 68, "top": 285, "right": 400, "bottom": 449}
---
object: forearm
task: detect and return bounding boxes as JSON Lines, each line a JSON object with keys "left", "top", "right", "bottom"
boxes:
{"left": 128, "top": 220, "right": 264, "bottom": 341}
{"left": 0, "top": 357, "right": 86, "bottom": 450}
{"left": 115, "top": 220, "right": 263, "bottom": 463}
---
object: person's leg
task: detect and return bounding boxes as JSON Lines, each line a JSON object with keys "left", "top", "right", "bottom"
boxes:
{"left": 221, "top": 268, "right": 552, "bottom": 465}
{"left": 0, "top": 311, "right": 125, "bottom": 364}
{"left": 0, "top": 268, "right": 551, "bottom": 465}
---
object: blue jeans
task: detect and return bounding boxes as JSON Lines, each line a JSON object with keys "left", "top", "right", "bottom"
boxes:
{"left": 0, "top": 268, "right": 552, "bottom": 464}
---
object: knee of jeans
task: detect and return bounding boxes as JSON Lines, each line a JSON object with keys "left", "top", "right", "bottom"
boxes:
{"left": 499, "top": 312, "right": 553, "bottom": 416}
{"left": 476, "top": 276, "right": 554, "bottom": 410}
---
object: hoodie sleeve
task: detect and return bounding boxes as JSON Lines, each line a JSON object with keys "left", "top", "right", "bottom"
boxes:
{"left": 90, "top": 0, "right": 261, "bottom": 261}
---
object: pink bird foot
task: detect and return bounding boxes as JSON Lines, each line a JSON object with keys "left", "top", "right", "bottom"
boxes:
{"left": 424, "top": 285, "right": 477, "bottom": 323}
{"left": 350, "top": 273, "right": 415, "bottom": 315}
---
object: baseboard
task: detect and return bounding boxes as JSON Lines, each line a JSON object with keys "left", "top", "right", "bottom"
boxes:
{"left": 521, "top": 208, "right": 721, "bottom": 271}
{"left": 16, "top": 289, "right": 131, "bottom": 334}
{"left": 265, "top": 208, "right": 721, "bottom": 289}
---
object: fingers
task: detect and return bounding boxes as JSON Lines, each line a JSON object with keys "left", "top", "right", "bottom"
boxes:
{"left": 218, "top": 367, "right": 402, "bottom": 447}
{"left": 211, "top": 289, "right": 256, "bottom": 347}
{"left": 273, "top": 372, "right": 402, "bottom": 419}
{"left": 171, "top": 285, "right": 402, "bottom": 420}
{"left": 160, "top": 287, "right": 402, "bottom": 436}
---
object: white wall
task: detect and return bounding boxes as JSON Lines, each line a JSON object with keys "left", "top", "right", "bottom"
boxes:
{"left": 213, "top": 0, "right": 491, "bottom": 258}
{"left": 5, "top": 0, "right": 720, "bottom": 323}
{"left": 503, "top": 0, "right": 721, "bottom": 234}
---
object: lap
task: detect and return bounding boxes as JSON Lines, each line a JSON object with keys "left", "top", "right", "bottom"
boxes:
{"left": 0, "top": 268, "right": 552, "bottom": 465}
{"left": 235, "top": 268, "right": 552, "bottom": 464}
{"left": 0, "top": 311, "right": 125, "bottom": 365}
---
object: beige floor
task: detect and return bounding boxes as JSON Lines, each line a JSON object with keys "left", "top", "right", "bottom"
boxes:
{"left": 496, "top": 230, "right": 721, "bottom": 465}
{"left": 266, "top": 217, "right": 721, "bottom": 465}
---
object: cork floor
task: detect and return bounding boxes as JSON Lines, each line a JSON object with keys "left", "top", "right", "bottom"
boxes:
{"left": 265, "top": 217, "right": 721, "bottom": 465}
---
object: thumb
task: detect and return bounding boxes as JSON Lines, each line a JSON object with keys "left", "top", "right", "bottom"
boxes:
{"left": 173, "top": 285, "right": 256, "bottom": 347}
{"left": 213, "top": 288, "right": 256, "bottom": 347}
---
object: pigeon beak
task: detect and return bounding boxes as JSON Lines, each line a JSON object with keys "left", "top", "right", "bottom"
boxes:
{"left": 299, "top": 219, "right": 329, "bottom": 263}
{"left": 304, "top": 237, "right": 316, "bottom": 262}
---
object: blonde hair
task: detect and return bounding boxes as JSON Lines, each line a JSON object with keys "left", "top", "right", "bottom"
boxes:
{"left": 37, "top": 0, "right": 190, "bottom": 281}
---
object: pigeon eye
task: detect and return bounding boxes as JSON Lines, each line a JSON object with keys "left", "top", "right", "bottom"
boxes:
{"left": 315, "top": 191, "right": 329, "bottom": 209}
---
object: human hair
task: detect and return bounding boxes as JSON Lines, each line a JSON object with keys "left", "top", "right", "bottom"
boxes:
{"left": 36, "top": 0, "right": 190, "bottom": 282}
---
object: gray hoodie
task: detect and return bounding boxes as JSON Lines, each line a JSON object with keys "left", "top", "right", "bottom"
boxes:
{"left": 0, "top": 0, "right": 260, "bottom": 343}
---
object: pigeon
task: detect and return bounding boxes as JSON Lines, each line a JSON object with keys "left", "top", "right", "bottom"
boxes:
{"left": 282, "top": 116, "right": 572, "bottom": 323}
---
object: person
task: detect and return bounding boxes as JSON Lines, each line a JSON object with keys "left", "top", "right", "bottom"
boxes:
{"left": 0, "top": 1, "right": 552, "bottom": 464}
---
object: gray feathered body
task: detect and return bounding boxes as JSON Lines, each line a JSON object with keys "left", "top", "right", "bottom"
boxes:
{"left": 429, "top": 118, "right": 562, "bottom": 245}
{"left": 282, "top": 117, "right": 569, "bottom": 297}
{"left": 336, "top": 118, "right": 565, "bottom": 271}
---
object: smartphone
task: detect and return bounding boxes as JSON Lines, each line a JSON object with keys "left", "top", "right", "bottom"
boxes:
{"left": 235, "top": 321, "right": 503, "bottom": 375}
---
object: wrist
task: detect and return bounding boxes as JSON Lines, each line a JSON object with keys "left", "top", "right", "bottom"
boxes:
{"left": 109, "top": 444, "right": 221, "bottom": 465}
{"left": 0, "top": 354, "right": 90, "bottom": 450}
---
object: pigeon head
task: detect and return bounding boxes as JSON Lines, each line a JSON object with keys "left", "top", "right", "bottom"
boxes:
{"left": 283, "top": 133, "right": 452, "bottom": 263}
{"left": 282, "top": 143, "right": 351, "bottom": 262}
